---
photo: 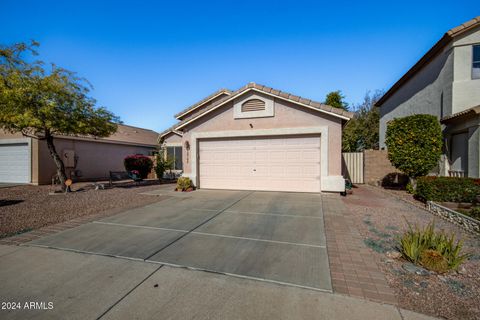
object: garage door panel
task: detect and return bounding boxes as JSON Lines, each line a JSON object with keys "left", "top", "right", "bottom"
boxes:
{"left": 199, "top": 136, "right": 321, "bottom": 193}
{"left": 0, "top": 143, "right": 30, "bottom": 183}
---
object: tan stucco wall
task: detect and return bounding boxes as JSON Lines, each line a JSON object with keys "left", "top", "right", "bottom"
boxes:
{"left": 180, "top": 93, "right": 343, "bottom": 177}
{"left": 452, "top": 27, "right": 480, "bottom": 113}
{"left": 379, "top": 44, "right": 454, "bottom": 148}
{"left": 1, "top": 130, "right": 157, "bottom": 184}
{"left": 37, "top": 138, "right": 156, "bottom": 184}
{"left": 162, "top": 132, "right": 182, "bottom": 144}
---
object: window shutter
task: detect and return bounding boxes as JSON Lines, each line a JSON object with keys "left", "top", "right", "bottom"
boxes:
{"left": 241, "top": 99, "right": 266, "bottom": 112}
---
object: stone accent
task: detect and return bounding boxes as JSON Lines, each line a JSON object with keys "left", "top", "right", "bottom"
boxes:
{"left": 364, "top": 149, "right": 401, "bottom": 185}
{"left": 427, "top": 201, "right": 480, "bottom": 235}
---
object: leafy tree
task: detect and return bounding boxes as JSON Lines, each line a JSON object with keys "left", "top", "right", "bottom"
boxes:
{"left": 324, "top": 90, "right": 349, "bottom": 111}
{"left": 385, "top": 114, "right": 443, "bottom": 187}
{"left": 0, "top": 42, "right": 119, "bottom": 191}
{"left": 342, "top": 90, "right": 383, "bottom": 152}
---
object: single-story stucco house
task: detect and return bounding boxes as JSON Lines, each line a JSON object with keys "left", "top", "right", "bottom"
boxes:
{"left": 0, "top": 124, "right": 159, "bottom": 184}
{"left": 160, "top": 83, "right": 353, "bottom": 193}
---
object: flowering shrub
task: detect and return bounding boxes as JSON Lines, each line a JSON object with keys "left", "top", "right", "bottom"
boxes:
{"left": 124, "top": 155, "right": 153, "bottom": 179}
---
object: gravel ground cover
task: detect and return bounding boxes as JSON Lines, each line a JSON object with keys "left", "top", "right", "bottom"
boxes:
{"left": 343, "top": 185, "right": 480, "bottom": 320}
{"left": 0, "top": 181, "right": 173, "bottom": 238}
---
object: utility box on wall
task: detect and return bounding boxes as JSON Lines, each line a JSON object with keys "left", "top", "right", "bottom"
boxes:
{"left": 62, "top": 149, "right": 75, "bottom": 168}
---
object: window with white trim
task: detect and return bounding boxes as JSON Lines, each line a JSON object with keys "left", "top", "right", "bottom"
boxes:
{"left": 166, "top": 146, "right": 183, "bottom": 170}
{"left": 473, "top": 45, "right": 480, "bottom": 79}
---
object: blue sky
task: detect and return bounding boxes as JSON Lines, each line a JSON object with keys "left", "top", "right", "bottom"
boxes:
{"left": 0, "top": 1, "right": 477, "bottom": 132}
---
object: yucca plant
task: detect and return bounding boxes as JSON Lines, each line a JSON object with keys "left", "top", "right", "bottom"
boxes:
{"left": 399, "top": 220, "right": 470, "bottom": 272}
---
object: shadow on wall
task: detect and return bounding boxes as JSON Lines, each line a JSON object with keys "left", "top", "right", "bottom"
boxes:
{"left": 381, "top": 172, "right": 409, "bottom": 189}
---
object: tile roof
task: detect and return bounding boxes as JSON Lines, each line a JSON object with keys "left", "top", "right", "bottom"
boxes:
{"left": 174, "top": 89, "right": 232, "bottom": 119}
{"left": 60, "top": 124, "right": 159, "bottom": 147}
{"left": 376, "top": 16, "right": 480, "bottom": 107}
{"left": 441, "top": 105, "right": 480, "bottom": 124}
{"left": 173, "top": 82, "right": 353, "bottom": 130}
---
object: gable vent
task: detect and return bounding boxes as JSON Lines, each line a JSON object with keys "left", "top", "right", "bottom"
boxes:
{"left": 241, "top": 99, "right": 266, "bottom": 112}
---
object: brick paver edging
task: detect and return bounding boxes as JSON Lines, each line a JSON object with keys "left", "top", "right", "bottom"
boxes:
{"left": 322, "top": 195, "right": 398, "bottom": 305}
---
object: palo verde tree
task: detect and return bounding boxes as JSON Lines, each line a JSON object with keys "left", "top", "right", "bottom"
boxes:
{"left": 0, "top": 42, "right": 119, "bottom": 191}
{"left": 385, "top": 114, "right": 443, "bottom": 187}
{"left": 324, "top": 90, "right": 349, "bottom": 111}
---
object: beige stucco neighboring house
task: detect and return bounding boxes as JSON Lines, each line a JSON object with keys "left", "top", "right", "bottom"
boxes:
{"left": 0, "top": 124, "right": 159, "bottom": 184}
{"left": 160, "top": 82, "right": 353, "bottom": 193}
{"left": 377, "top": 16, "right": 480, "bottom": 178}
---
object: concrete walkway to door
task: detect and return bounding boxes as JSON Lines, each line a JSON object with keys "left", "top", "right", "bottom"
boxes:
{"left": 29, "top": 190, "right": 331, "bottom": 291}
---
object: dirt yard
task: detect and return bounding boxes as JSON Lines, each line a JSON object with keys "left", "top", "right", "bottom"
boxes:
{"left": 0, "top": 181, "right": 172, "bottom": 238}
{"left": 343, "top": 185, "right": 480, "bottom": 320}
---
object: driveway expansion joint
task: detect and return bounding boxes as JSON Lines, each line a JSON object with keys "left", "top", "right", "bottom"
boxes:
{"left": 143, "top": 191, "right": 255, "bottom": 261}
{"left": 95, "top": 264, "right": 164, "bottom": 320}
{"left": 143, "top": 260, "right": 334, "bottom": 294}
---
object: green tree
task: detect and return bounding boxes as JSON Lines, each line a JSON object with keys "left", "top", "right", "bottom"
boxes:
{"left": 385, "top": 114, "right": 443, "bottom": 187}
{"left": 0, "top": 42, "right": 119, "bottom": 191}
{"left": 342, "top": 90, "right": 383, "bottom": 152}
{"left": 324, "top": 90, "right": 349, "bottom": 111}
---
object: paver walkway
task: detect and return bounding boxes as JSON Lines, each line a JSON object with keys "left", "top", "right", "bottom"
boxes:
{"left": 323, "top": 194, "right": 397, "bottom": 304}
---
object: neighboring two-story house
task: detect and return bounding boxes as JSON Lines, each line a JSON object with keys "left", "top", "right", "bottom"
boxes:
{"left": 377, "top": 16, "right": 480, "bottom": 177}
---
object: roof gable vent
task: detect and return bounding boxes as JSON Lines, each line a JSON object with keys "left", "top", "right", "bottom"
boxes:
{"left": 241, "top": 99, "right": 265, "bottom": 112}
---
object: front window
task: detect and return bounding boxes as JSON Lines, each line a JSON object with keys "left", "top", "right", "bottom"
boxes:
{"left": 166, "top": 146, "right": 183, "bottom": 171}
{"left": 473, "top": 45, "right": 480, "bottom": 79}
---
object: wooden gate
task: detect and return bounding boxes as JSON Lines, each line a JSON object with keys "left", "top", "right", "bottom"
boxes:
{"left": 342, "top": 152, "right": 364, "bottom": 184}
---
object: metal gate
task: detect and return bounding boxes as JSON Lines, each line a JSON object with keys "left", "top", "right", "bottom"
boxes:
{"left": 342, "top": 152, "right": 364, "bottom": 184}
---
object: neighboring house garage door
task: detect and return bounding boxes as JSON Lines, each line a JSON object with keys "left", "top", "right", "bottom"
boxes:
{"left": 0, "top": 142, "right": 31, "bottom": 183}
{"left": 199, "top": 136, "right": 321, "bottom": 192}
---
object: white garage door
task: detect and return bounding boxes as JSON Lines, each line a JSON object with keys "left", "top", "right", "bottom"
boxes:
{"left": 0, "top": 143, "right": 31, "bottom": 183}
{"left": 199, "top": 136, "right": 321, "bottom": 192}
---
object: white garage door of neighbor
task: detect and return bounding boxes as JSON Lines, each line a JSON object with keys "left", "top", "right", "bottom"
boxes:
{"left": 0, "top": 143, "right": 30, "bottom": 183}
{"left": 199, "top": 136, "right": 321, "bottom": 192}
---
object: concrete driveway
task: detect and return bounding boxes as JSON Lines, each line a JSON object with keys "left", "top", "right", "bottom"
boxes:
{"left": 30, "top": 190, "right": 331, "bottom": 291}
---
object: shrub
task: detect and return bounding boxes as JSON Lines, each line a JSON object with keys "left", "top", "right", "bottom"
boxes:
{"left": 385, "top": 115, "right": 442, "bottom": 181}
{"left": 419, "top": 249, "right": 449, "bottom": 273}
{"left": 415, "top": 176, "right": 480, "bottom": 203}
{"left": 154, "top": 149, "right": 174, "bottom": 180}
{"left": 399, "top": 221, "right": 469, "bottom": 273}
{"left": 176, "top": 177, "right": 192, "bottom": 190}
{"left": 381, "top": 172, "right": 409, "bottom": 189}
{"left": 124, "top": 155, "right": 153, "bottom": 179}
{"left": 468, "top": 207, "right": 480, "bottom": 220}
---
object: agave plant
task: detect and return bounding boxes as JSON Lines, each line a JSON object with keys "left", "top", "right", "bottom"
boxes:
{"left": 399, "top": 220, "right": 470, "bottom": 272}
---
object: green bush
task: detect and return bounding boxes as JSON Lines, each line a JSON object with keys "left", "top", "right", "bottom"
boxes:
{"left": 154, "top": 149, "right": 174, "bottom": 180}
{"left": 399, "top": 221, "right": 469, "bottom": 273}
{"left": 385, "top": 114, "right": 442, "bottom": 179}
{"left": 124, "top": 155, "right": 153, "bottom": 179}
{"left": 415, "top": 176, "right": 480, "bottom": 203}
{"left": 176, "top": 177, "right": 192, "bottom": 190}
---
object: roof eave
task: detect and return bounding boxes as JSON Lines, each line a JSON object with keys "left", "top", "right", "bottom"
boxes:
{"left": 376, "top": 16, "right": 480, "bottom": 107}
{"left": 174, "top": 90, "right": 232, "bottom": 120}
{"left": 375, "top": 33, "right": 452, "bottom": 107}
{"left": 175, "top": 87, "right": 352, "bottom": 131}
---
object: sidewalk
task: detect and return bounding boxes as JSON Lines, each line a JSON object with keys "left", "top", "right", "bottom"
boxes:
{"left": 0, "top": 245, "right": 437, "bottom": 320}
